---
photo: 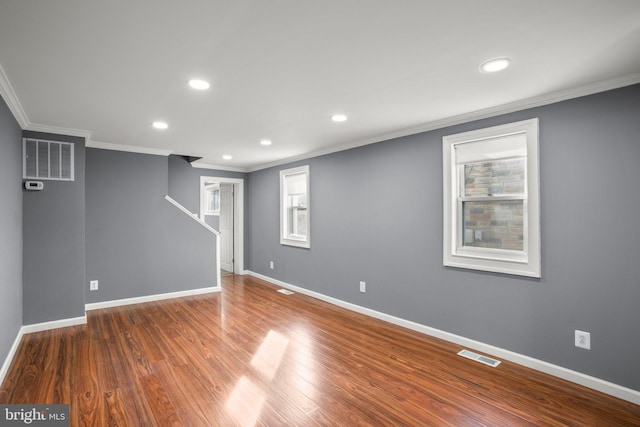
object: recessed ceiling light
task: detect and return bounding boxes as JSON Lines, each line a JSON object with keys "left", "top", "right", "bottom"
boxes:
{"left": 152, "top": 121, "right": 168, "bottom": 129}
{"left": 331, "top": 114, "right": 347, "bottom": 122}
{"left": 222, "top": 154, "right": 233, "bottom": 160}
{"left": 480, "top": 57, "right": 511, "bottom": 73}
{"left": 259, "top": 139, "right": 272, "bottom": 146}
{"left": 188, "top": 79, "right": 210, "bottom": 90}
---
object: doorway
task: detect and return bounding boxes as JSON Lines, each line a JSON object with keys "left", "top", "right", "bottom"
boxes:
{"left": 200, "top": 176, "right": 245, "bottom": 276}
{"left": 219, "top": 183, "right": 234, "bottom": 273}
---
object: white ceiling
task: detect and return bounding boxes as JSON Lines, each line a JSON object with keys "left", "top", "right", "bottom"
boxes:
{"left": 1, "top": 1, "right": 639, "bottom": 171}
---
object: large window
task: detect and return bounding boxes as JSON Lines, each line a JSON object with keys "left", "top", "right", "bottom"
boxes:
{"left": 280, "top": 165, "right": 310, "bottom": 248}
{"left": 443, "top": 118, "right": 540, "bottom": 277}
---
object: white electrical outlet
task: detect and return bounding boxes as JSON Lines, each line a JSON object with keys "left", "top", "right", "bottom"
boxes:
{"left": 270, "top": 261, "right": 274, "bottom": 270}
{"left": 90, "top": 280, "right": 99, "bottom": 291}
{"left": 359, "top": 281, "right": 366, "bottom": 293}
{"left": 575, "top": 330, "right": 591, "bottom": 350}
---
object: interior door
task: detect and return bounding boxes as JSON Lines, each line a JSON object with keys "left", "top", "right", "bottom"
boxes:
{"left": 219, "top": 183, "right": 234, "bottom": 273}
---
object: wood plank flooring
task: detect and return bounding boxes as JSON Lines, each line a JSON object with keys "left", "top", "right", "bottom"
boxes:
{"left": 2, "top": 274, "right": 640, "bottom": 426}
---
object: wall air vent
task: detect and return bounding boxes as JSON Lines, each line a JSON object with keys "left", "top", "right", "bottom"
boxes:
{"left": 457, "top": 349, "right": 501, "bottom": 367}
{"left": 23, "top": 138, "right": 74, "bottom": 181}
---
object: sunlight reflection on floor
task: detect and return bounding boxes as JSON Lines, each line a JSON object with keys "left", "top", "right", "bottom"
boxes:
{"left": 250, "top": 330, "right": 290, "bottom": 381}
{"left": 226, "top": 329, "right": 292, "bottom": 426}
{"left": 224, "top": 375, "right": 265, "bottom": 427}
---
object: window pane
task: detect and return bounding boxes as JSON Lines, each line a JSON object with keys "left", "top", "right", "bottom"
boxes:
{"left": 287, "top": 193, "right": 307, "bottom": 238}
{"left": 285, "top": 173, "right": 307, "bottom": 196}
{"left": 213, "top": 189, "right": 220, "bottom": 211}
{"left": 206, "top": 188, "right": 214, "bottom": 212}
{"left": 464, "top": 158, "right": 525, "bottom": 196}
{"left": 463, "top": 200, "right": 523, "bottom": 251}
{"left": 288, "top": 207, "right": 307, "bottom": 238}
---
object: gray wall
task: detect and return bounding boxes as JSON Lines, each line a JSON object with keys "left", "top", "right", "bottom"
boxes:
{"left": 168, "top": 154, "right": 249, "bottom": 265}
{"left": 0, "top": 95, "right": 23, "bottom": 367}
{"left": 248, "top": 84, "right": 640, "bottom": 391}
{"left": 85, "top": 149, "right": 217, "bottom": 303}
{"left": 22, "top": 131, "right": 86, "bottom": 324}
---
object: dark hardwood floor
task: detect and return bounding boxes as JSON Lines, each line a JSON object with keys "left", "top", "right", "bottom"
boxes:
{"left": 1, "top": 274, "right": 639, "bottom": 426}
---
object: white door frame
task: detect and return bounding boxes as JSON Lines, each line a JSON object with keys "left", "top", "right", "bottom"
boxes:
{"left": 200, "top": 176, "right": 245, "bottom": 274}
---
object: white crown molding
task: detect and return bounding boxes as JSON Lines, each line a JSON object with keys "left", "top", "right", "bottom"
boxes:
{"left": 190, "top": 161, "right": 249, "bottom": 173}
{"left": 0, "top": 62, "right": 29, "bottom": 128}
{"left": 247, "top": 73, "right": 640, "bottom": 172}
{"left": 86, "top": 140, "right": 173, "bottom": 156}
{"left": 1, "top": 62, "right": 93, "bottom": 140}
{"left": 3, "top": 59, "right": 639, "bottom": 171}
{"left": 248, "top": 271, "right": 640, "bottom": 405}
{"left": 25, "top": 123, "right": 92, "bottom": 139}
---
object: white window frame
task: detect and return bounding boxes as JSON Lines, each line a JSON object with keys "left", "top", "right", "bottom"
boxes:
{"left": 204, "top": 183, "right": 220, "bottom": 216}
{"left": 443, "top": 118, "right": 540, "bottom": 278}
{"left": 280, "top": 165, "right": 310, "bottom": 248}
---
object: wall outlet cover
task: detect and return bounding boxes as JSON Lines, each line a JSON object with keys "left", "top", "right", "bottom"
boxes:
{"left": 90, "top": 280, "right": 99, "bottom": 291}
{"left": 575, "top": 330, "right": 591, "bottom": 350}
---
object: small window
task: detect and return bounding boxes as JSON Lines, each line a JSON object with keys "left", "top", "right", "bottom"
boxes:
{"left": 280, "top": 165, "right": 310, "bottom": 248}
{"left": 443, "top": 118, "right": 540, "bottom": 277}
{"left": 204, "top": 183, "right": 220, "bottom": 216}
{"left": 23, "top": 138, "right": 74, "bottom": 181}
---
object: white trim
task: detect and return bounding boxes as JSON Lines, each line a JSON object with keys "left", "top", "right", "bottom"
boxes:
{"left": 164, "top": 195, "right": 221, "bottom": 236}
{"left": 247, "top": 271, "right": 640, "bottom": 405}
{"left": 0, "top": 327, "right": 25, "bottom": 387}
{"left": 191, "top": 162, "right": 249, "bottom": 173}
{"left": 87, "top": 140, "right": 173, "bottom": 156}
{"left": 443, "top": 118, "right": 541, "bottom": 278}
{"left": 2, "top": 59, "right": 638, "bottom": 174}
{"left": 85, "top": 286, "right": 220, "bottom": 311}
{"left": 216, "top": 237, "right": 222, "bottom": 289}
{"left": 3, "top": 58, "right": 637, "bottom": 174}
{"left": 1, "top": 316, "right": 87, "bottom": 386}
{"left": 25, "top": 123, "right": 92, "bottom": 140}
{"left": 280, "top": 165, "right": 311, "bottom": 248}
{"left": 247, "top": 73, "right": 640, "bottom": 172}
{"left": 22, "top": 315, "right": 87, "bottom": 334}
{"left": 165, "top": 194, "right": 222, "bottom": 286}
{"left": 0, "top": 62, "right": 29, "bottom": 128}
{"left": 199, "top": 176, "right": 245, "bottom": 275}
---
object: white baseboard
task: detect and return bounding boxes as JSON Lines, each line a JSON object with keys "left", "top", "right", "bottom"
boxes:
{"left": 0, "top": 327, "right": 25, "bottom": 387}
{"left": 22, "top": 316, "right": 88, "bottom": 334}
{"left": 248, "top": 271, "right": 640, "bottom": 405}
{"left": 1, "top": 286, "right": 220, "bottom": 388}
{"left": 1, "top": 315, "right": 87, "bottom": 386}
{"left": 85, "top": 286, "right": 221, "bottom": 311}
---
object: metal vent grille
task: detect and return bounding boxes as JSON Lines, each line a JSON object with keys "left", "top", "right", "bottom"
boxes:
{"left": 23, "top": 138, "right": 74, "bottom": 181}
{"left": 457, "top": 349, "right": 501, "bottom": 367}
